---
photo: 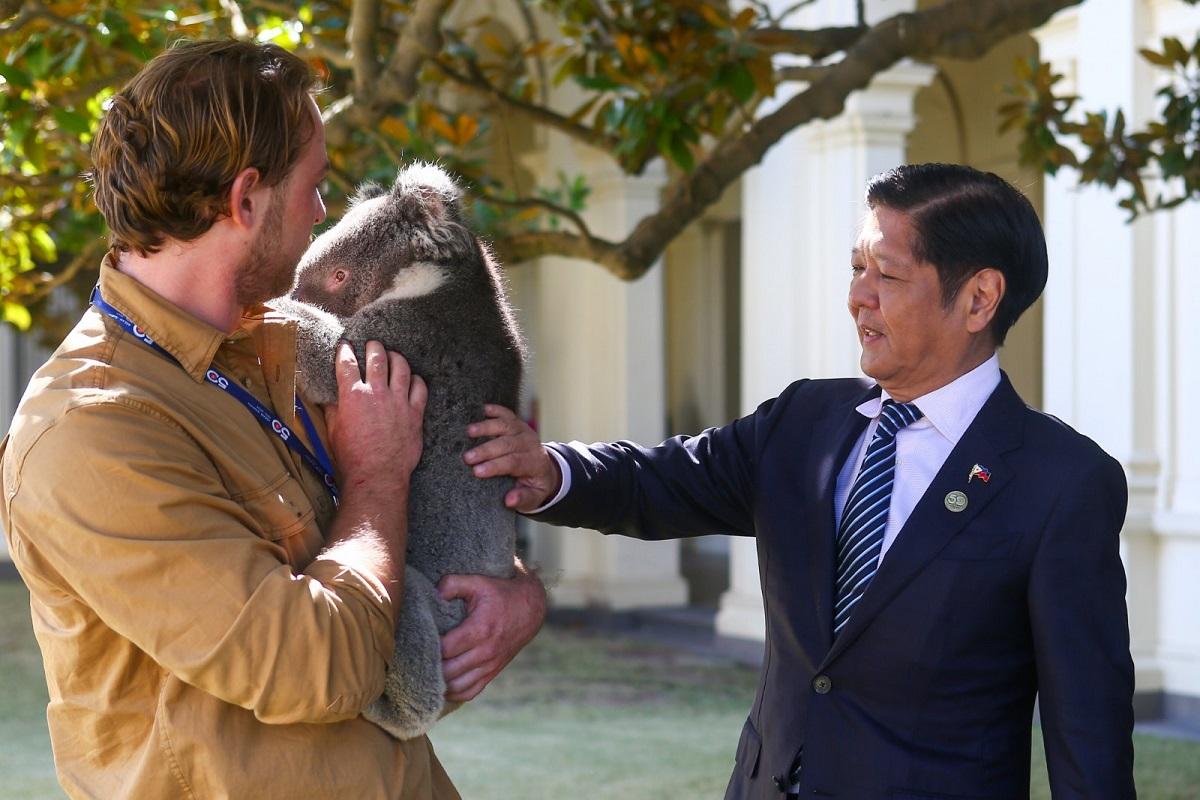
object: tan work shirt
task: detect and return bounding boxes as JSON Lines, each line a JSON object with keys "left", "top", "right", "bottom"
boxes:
{"left": 0, "top": 262, "right": 459, "bottom": 799}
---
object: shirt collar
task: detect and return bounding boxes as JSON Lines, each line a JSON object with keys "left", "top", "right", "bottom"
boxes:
{"left": 855, "top": 353, "right": 1002, "bottom": 445}
{"left": 98, "top": 257, "right": 226, "bottom": 381}
{"left": 96, "top": 257, "right": 297, "bottom": 390}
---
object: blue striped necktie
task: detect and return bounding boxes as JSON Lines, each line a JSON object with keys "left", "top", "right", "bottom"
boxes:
{"left": 834, "top": 400, "right": 924, "bottom": 637}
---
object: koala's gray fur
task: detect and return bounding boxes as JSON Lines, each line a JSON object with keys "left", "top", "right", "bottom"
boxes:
{"left": 275, "top": 162, "right": 524, "bottom": 740}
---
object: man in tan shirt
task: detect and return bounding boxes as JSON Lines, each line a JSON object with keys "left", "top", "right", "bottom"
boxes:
{"left": 0, "top": 40, "right": 545, "bottom": 798}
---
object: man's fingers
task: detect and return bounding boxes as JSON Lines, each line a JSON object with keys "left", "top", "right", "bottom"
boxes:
{"left": 506, "top": 486, "right": 548, "bottom": 511}
{"left": 481, "top": 404, "right": 518, "bottom": 420}
{"left": 466, "top": 414, "right": 527, "bottom": 441}
{"left": 334, "top": 342, "right": 360, "bottom": 397}
{"left": 445, "top": 668, "right": 490, "bottom": 701}
{"left": 463, "top": 429, "right": 538, "bottom": 466}
{"left": 363, "top": 341, "right": 389, "bottom": 387}
{"left": 438, "top": 574, "right": 474, "bottom": 602}
{"left": 470, "top": 452, "right": 535, "bottom": 480}
{"left": 409, "top": 374, "right": 428, "bottom": 412}
{"left": 440, "top": 613, "right": 482, "bottom": 661}
{"left": 383, "top": 348, "right": 412, "bottom": 397}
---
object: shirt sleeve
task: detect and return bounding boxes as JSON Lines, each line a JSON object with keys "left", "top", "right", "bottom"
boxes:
{"left": 523, "top": 447, "right": 572, "bottom": 514}
{"left": 4, "top": 399, "right": 395, "bottom": 725}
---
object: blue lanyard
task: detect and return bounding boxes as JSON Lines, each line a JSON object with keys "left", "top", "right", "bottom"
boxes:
{"left": 90, "top": 286, "right": 339, "bottom": 504}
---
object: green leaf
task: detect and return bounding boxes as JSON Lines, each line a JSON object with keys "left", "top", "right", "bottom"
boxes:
{"left": 61, "top": 39, "right": 88, "bottom": 76}
{"left": 719, "top": 62, "right": 756, "bottom": 104}
{"left": 2, "top": 302, "right": 32, "bottom": 331}
{"left": 574, "top": 73, "right": 622, "bottom": 91}
{"left": 1139, "top": 47, "right": 1173, "bottom": 68}
{"left": 53, "top": 108, "right": 91, "bottom": 136}
{"left": 24, "top": 42, "right": 51, "bottom": 80}
{"left": 1162, "top": 37, "right": 1188, "bottom": 65}
{"left": 0, "top": 62, "right": 33, "bottom": 89}
{"left": 29, "top": 227, "right": 57, "bottom": 262}
{"left": 668, "top": 135, "right": 694, "bottom": 172}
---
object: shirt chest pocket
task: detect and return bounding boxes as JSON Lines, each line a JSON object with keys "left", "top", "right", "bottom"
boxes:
{"left": 236, "top": 473, "right": 316, "bottom": 541}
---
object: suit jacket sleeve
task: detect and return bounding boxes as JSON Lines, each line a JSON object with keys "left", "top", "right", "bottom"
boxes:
{"left": 530, "top": 384, "right": 808, "bottom": 540}
{"left": 1028, "top": 453, "right": 1136, "bottom": 797}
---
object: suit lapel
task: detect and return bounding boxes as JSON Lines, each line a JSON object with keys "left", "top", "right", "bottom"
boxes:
{"left": 819, "top": 375, "right": 1026, "bottom": 667}
{"left": 802, "top": 383, "right": 877, "bottom": 648}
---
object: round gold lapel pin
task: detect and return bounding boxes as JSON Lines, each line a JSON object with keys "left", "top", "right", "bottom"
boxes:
{"left": 944, "top": 490, "right": 968, "bottom": 513}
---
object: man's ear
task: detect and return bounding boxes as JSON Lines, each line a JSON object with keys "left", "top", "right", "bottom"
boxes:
{"left": 227, "top": 166, "right": 266, "bottom": 231}
{"left": 964, "top": 268, "right": 1005, "bottom": 335}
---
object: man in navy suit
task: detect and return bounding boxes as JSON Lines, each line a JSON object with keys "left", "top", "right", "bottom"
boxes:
{"left": 466, "top": 163, "right": 1135, "bottom": 798}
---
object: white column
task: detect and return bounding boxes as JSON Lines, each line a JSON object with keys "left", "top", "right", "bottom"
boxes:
{"left": 524, "top": 145, "right": 688, "bottom": 610}
{"left": 717, "top": 40, "right": 935, "bottom": 640}
{"left": 1145, "top": 0, "right": 1200, "bottom": 705}
{"left": 1036, "top": 0, "right": 1188, "bottom": 701}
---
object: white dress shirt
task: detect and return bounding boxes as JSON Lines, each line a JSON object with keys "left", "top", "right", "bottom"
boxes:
{"left": 835, "top": 353, "right": 1001, "bottom": 562}
{"left": 537, "top": 354, "right": 1002, "bottom": 556}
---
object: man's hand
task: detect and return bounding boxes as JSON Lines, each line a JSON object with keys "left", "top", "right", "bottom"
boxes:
{"left": 439, "top": 561, "right": 547, "bottom": 702}
{"left": 324, "top": 341, "right": 426, "bottom": 494}
{"left": 463, "top": 404, "right": 560, "bottom": 513}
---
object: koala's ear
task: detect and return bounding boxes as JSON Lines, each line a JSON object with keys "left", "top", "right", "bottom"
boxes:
{"left": 348, "top": 181, "right": 387, "bottom": 210}
{"left": 392, "top": 161, "right": 465, "bottom": 221}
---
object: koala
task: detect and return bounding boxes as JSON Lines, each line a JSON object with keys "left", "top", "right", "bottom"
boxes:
{"left": 274, "top": 162, "right": 525, "bottom": 740}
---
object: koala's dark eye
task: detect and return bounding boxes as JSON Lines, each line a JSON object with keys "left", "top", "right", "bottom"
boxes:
{"left": 334, "top": 269, "right": 347, "bottom": 283}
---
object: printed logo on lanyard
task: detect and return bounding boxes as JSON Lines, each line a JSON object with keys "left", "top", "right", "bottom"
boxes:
{"left": 271, "top": 419, "right": 292, "bottom": 441}
{"left": 204, "top": 369, "right": 230, "bottom": 390}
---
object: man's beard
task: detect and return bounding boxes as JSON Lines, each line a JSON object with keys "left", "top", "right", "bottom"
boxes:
{"left": 234, "top": 192, "right": 300, "bottom": 306}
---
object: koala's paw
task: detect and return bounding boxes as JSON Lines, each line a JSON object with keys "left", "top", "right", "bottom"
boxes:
{"left": 363, "top": 567, "right": 446, "bottom": 740}
{"left": 271, "top": 297, "right": 343, "bottom": 406}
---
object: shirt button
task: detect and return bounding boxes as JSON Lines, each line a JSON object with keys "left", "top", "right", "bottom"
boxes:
{"left": 241, "top": 377, "right": 253, "bottom": 388}
{"left": 813, "top": 675, "right": 832, "bottom": 694}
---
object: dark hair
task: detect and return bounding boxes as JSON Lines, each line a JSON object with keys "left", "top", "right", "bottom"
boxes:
{"left": 865, "top": 163, "right": 1047, "bottom": 345}
{"left": 90, "top": 39, "right": 320, "bottom": 257}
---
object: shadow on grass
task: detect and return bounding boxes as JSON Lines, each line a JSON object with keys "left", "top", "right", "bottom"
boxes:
{"left": 1, "top": 581, "right": 1198, "bottom": 798}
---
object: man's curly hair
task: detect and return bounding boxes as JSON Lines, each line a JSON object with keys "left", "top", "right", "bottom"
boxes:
{"left": 90, "top": 39, "right": 320, "bottom": 257}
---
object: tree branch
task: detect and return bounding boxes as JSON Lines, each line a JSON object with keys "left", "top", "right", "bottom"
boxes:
{"left": 252, "top": 0, "right": 347, "bottom": 18}
{"left": 433, "top": 58, "right": 622, "bottom": 154}
{"left": 25, "top": 241, "right": 104, "bottom": 304}
{"left": 747, "top": 25, "right": 867, "bottom": 60}
{"left": 218, "top": 0, "right": 250, "bottom": 39}
{"left": 324, "top": 0, "right": 453, "bottom": 148}
{"left": 302, "top": 38, "right": 354, "bottom": 70}
{"left": 550, "top": 0, "right": 1084, "bottom": 280}
{"left": 491, "top": 230, "right": 623, "bottom": 273}
{"left": 777, "top": 65, "right": 832, "bottom": 83}
{"left": 478, "top": 194, "right": 595, "bottom": 241}
{"left": 349, "top": 0, "right": 380, "bottom": 97}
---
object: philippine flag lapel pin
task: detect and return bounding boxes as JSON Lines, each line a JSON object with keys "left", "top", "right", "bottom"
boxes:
{"left": 968, "top": 463, "right": 992, "bottom": 484}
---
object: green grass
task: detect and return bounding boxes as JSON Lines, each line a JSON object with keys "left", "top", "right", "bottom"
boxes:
{"left": 0, "top": 582, "right": 63, "bottom": 800}
{"left": 1, "top": 580, "right": 1198, "bottom": 798}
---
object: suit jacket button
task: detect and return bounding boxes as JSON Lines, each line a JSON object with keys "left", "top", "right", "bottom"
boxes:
{"left": 813, "top": 675, "right": 832, "bottom": 694}
{"left": 772, "top": 774, "right": 787, "bottom": 792}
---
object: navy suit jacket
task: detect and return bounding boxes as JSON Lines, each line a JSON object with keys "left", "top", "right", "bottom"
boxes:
{"left": 535, "top": 374, "right": 1135, "bottom": 799}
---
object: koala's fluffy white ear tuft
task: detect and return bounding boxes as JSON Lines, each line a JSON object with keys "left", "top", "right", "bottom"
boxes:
{"left": 393, "top": 162, "right": 464, "bottom": 220}
{"left": 349, "top": 181, "right": 388, "bottom": 209}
